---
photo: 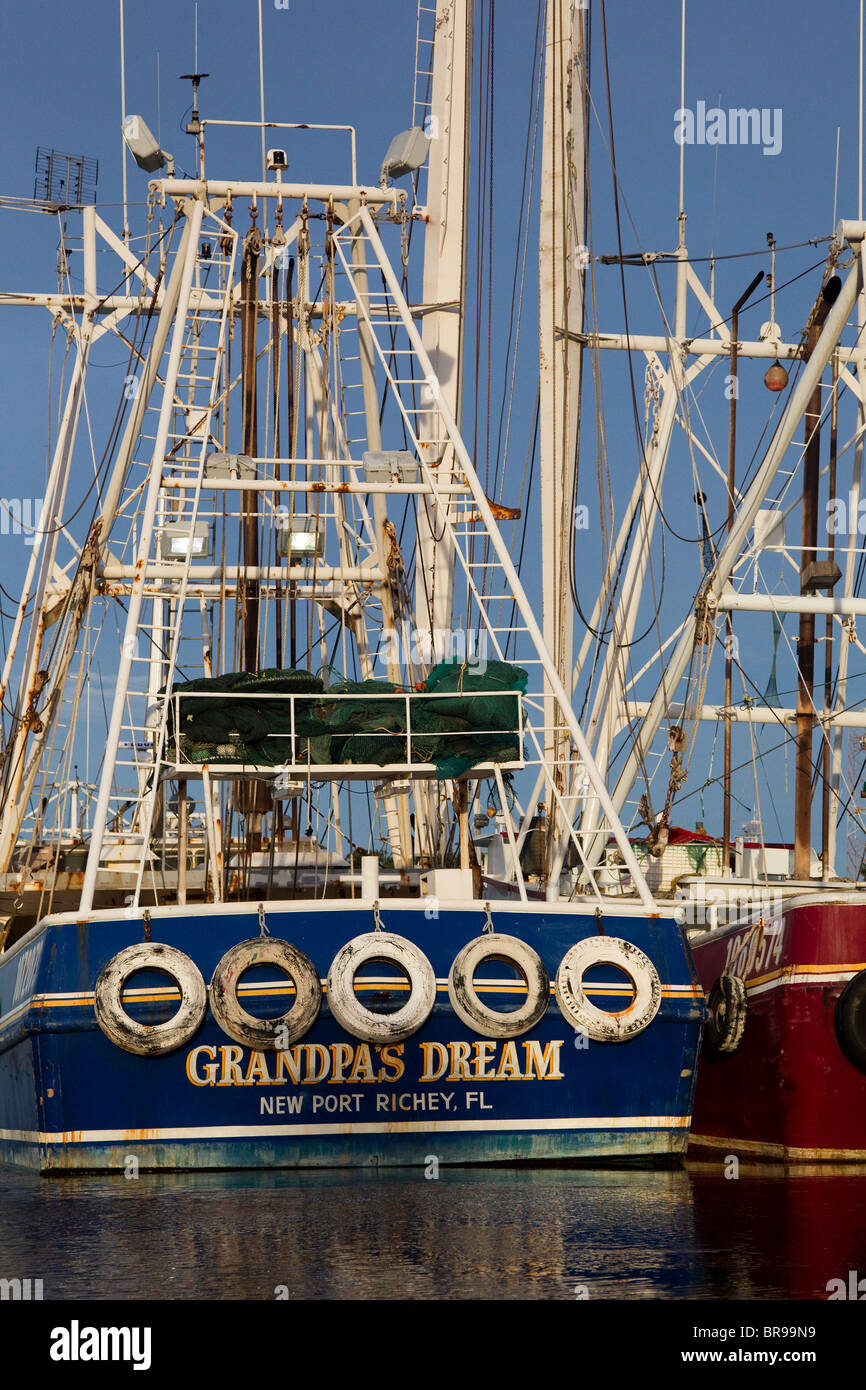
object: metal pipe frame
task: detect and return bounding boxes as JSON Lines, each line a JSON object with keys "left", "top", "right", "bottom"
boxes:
{"left": 153, "top": 179, "right": 407, "bottom": 207}
{"left": 596, "top": 249, "right": 863, "bottom": 871}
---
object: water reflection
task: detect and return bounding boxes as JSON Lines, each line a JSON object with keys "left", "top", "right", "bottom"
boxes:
{"left": 0, "top": 1161, "right": 863, "bottom": 1300}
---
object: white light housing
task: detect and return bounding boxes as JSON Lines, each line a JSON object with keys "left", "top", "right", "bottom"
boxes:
{"left": 363, "top": 449, "right": 417, "bottom": 483}
{"left": 122, "top": 114, "right": 174, "bottom": 175}
{"left": 159, "top": 521, "right": 211, "bottom": 559}
{"left": 204, "top": 451, "right": 256, "bottom": 480}
{"left": 380, "top": 127, "right": 430, "bottom": 183}
{"left": 273, "top": 771, "right": 305, "bottom": 799}
{"left": 277, "top": 515, "right": 325, "bottom": 560}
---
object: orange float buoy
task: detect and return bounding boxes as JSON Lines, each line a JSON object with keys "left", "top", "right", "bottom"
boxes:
{"left": 764, "top": 361, "right": 788, "bottom": 392}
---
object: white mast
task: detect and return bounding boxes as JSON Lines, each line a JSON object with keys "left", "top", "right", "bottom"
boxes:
{"left": 538, "top": 0, "right": 585, "bottom": 871}
{"left": 415, "top": 0, "right": 473, "bottom": 641}
{"left": 413, "top": 0, "right": 473, "bottom": 861}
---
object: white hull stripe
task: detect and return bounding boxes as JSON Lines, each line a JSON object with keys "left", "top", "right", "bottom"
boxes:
{"left": 0, "top": 1115, "right": 690, "bottom": 1144}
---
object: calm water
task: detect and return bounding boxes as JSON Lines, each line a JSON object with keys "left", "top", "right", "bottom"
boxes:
{"left": 1, "top": 1160, "right": 864, "bottom": 1300}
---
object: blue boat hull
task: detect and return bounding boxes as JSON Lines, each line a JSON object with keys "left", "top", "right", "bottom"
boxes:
{"left": 0, "top": 901, "right": 705, "bottom": 1172}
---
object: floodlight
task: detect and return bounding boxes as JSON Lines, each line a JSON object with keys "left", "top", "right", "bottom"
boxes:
{"left": 159, "top": 522, "right": 211, "bottom": 559}
{"left": 122, "top": 115, "right": 175, "bottom": 175}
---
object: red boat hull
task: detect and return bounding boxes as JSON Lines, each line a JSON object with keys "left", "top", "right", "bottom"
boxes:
{"left": 689, "top": 895, "right": 866, "bottom": 1160}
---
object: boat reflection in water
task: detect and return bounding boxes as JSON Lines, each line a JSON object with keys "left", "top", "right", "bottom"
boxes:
{"left": 3, "top": 1162, "right": 865, "bottom": 1299}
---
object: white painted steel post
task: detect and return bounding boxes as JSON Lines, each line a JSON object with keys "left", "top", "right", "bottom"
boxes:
{"left": 829, "top": 238, "right": 866, "bottom": 872}
{"left": 361, "top": 855, "right": 379, "bottom": 903}
{"left": 416, "top": 0, "right": 472, "bottom": 639}
{"left": 538, "top": 0, "right": 585, "bottom": 872}
{"left": 414, "top": 0, "right": 473, "bottom": 867}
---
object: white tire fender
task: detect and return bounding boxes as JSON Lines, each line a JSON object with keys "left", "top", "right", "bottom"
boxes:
{"left": 95, "top": 942, "right": 207, "bottom": 1056}
{"left": 555, "top": 936, "right": 661, "bottom": 1042}
{"left": 326, "top": 932, "right": 436, "bottom": 1044}
{"left": 209, "top": 938, "right": 322, "bottom": 1049}
{"left": 448, "top": 933, "right": 550, "bottom": 1038}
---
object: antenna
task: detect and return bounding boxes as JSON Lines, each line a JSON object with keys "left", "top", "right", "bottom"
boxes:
{"left": 119, "top": 0, "right": 127, "bottom": 244}
{"left": 833, "top": 124, "right": 841, "bottom": 231}
{"left": 259, "top": 0, "right": 267, "bottom": 180}
{"left": 678, "top": 0, "right": 686, "bottom": 238}
{"left": 34, "top": 148, "right": 99, "bottom": 207}
{"left": 258, "top": 0, "right": 268, "bottom": 234}
{"left": 182, "top": 2, "right": 208, "bottom": 139}
{"left": 180, "top": 72, "right": 209, "bottom": 136}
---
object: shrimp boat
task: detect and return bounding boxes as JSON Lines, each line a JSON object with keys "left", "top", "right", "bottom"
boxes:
{"left": 0, "top": 2, "right": 703, "bottom": 1173}
{"left": 563, "top": 9, "right": 866, "bottom": 1161}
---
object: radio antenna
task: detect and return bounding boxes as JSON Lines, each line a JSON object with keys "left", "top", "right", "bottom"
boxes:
{"left": 119, "top": 0, "right": 129, "bottom": 244}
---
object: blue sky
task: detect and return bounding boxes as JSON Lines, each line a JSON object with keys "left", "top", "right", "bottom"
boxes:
{"left": 1, "top": 0, "right": 865, "bottom": 860}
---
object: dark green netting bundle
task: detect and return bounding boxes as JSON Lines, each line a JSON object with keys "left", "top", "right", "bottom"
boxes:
{"left": 168, "top": 667, "right": 326, "bottom": 766}
{"left": 167, "top": 659, "right": 526, "bottom": 778}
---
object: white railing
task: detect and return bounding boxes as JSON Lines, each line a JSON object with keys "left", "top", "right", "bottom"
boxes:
{"left": 166, "top": 687, "right": 525, "bottom": 775}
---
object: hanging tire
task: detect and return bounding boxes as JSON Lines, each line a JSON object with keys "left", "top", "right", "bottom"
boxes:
{"left": 448, "top": 933, "right": 549, "bottom": 1038}
{"left": 209, "top": 938, "right": 322, "bottom": 1050}
{"left": 327, "top": 932, "right": 436, "bottom": 1044}
{"left": 835, "top": 969, "right": 866, "bottom": 1075}
{"left": 703, "top": 973, "right": 747, "bottom": 1057}
{"left": 555, "top": 936, "right": 661, "bottom": 1042}
{"left": 95, "top": 942, "right": 207, "bottom": 1057}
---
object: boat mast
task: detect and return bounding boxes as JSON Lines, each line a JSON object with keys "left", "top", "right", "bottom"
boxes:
{"left": 415, "top": 0, "right": 473, "bottom": 641}
{"left": 414, "top": 0, "right": 473, "bottom": 861}
{"left": 538, "top": 0, "right": 586, "bottom": 864}
{"left": 794, "top": 289, "right": 832, "bottom": 876}
{"left": 828, "top": 281, "right": 866, "bottom": 874}
{"left": 240, "top": 219, "right": 261, "bottom": 674}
